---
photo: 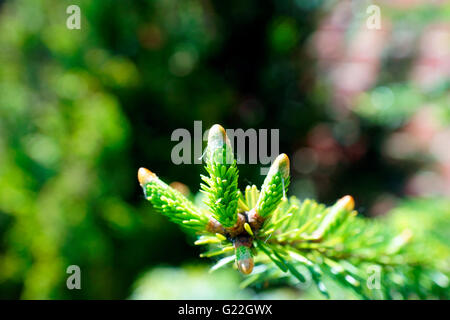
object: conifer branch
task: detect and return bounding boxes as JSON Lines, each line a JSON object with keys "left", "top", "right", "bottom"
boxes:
{"left": 139, "top": 124, "right": 450, "bottom": 299}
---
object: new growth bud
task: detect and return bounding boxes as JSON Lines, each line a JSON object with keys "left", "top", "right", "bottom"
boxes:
{"left": 138, "top": 167, "right": 208, "bottom": 230}
{"left": 201, "top": 124, "right": 239, "bottom": 228}
{"left": 207, "top": 124, "right": 232, "bottom": 152}
{"left": 337, "top": 195, "right": 355, "bottom": 212}
{"left": 138, "top": 167, "right": 157, "bottom": 186}
{"left": 254, "top": 153, "right": 291, "bottom": 218}
{"left": 269, "top": 153, "right": 290, "bottom": 181}
{"left": 311, "top": 195, "right": 356, "bottom": 241}
{"left": 234, "top": 236, "right": 254, "bottom": 275}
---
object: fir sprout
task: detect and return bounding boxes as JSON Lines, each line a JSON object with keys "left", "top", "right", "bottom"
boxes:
{"left": 201, "top": 124, "right": 239, "bottom": 228}
{"left": 138, "top": 167, "right": 208, "bottom": 229}
{"left": 255, "top": 153, "right": 290, "bottom": 218}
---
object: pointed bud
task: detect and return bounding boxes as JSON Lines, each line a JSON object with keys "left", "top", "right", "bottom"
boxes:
{"left": 202, "top": 124, "right": 239, "bottom": 228}
{"left": 138, "top": 167, "right": 157, "bottom": 186}
{"left": 310, "top": 195, "right": 356, "bottom": 241}
{"left": 337, "top": 195, "right": 355, "bottom": 212}
{"left": 207, "top": 124, "right": 231, "bottom": 151}
{"left": 235, "top": 244, "right": 254, "bottom": 275}
{"left": 255, "top": 153, "right": 291, "bottom": 218}
{"left": 237, "top": 255, "right": 254, "bottom": 275}
{"left": 269, "top": 153, "right": 290, "bottom": 180}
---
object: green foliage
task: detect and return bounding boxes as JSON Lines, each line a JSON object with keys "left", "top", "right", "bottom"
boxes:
{"left": 141, "top": 124, "right": 450, "bottom": 299}
{"left": 255, "top": 154, "right": 290, "bottom": 218}
{"left": 246, "top": 196, "right": 449, "bottom": 299}
{"left": 200, "top": 125, "right": 239, "bottom": 228}
{"left": 139, "top": 168, "right": 208, "bottom": 230}
{"left": 130, "top": 265, "right": 299, "bottom": 300}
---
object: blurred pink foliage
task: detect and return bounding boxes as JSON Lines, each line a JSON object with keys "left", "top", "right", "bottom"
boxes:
{"left": 294, "top": 0, "right": 450, "bottom": 214}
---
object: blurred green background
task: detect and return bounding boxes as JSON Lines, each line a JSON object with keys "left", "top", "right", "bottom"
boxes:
{"left": 0, "top": 0, "right": 449, "bottom": 299}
